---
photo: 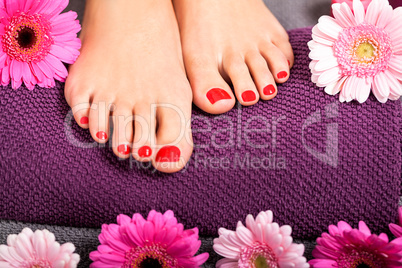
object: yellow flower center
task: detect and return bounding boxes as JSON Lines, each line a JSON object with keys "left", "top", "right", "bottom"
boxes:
{"left": 254, "top": 255, "right": 270, "bottom": 268}
{"left": 356, "top": 42, "right": 375, "bottom": 60}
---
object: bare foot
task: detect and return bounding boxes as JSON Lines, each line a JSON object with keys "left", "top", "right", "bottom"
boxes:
{"left": 173, "top": 0, "right": 294, "bottom": 114}
{"left": 65, "top": 0, "right": 193, "bottom": 173}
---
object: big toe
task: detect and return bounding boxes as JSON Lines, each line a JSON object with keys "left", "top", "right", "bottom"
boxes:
{"left": 185, "top": 56, "right": 235, "bottom": 115}
{"left": 152, "top": 95, "right": 193, "bottom": 173}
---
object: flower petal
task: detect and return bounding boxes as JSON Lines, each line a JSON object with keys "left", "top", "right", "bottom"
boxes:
{"left": 390, "top": 224, "right": 402, "bottom": 237}
{"left": 216, "top": 258, "right": 239, "bottom": 268}
{"left": 353, "top": 0, "right": 365, "bottom": 25}
{"left": 314, "top": 56, "right": 338, "bottom": 72}
{"left": 355, "top": 77, "right": 372, "bottom": 103}
{"left": 309, "top": 45, "right": 334, "bottom": 61}
{"left": 213, "top": 243, "right": 239, "bottom": 260}
{"left": 358, "top": 221, "right": 372, "bottom": 236}
{"left": 383, "top": 69, "right": 402, "bottom": 100}
{"left": 235, "top": 226, "right": 254, "bottom": 245}
{"left": 372, "top": 72, "right": 391, "bottom": 102}
{"left": 317, "top": 67, "right": 342, "bottom": 87}
{"left": 327, "top": 76, "right": 347, "bottom": 96}
{"left": 317, "top": 16, "right": 343, "bottom": 40}
{"left": 5, "top": 0, "right": 19, "bottom": 16}
{"left": 376, "top": 5, "right": 394, "bottom": 29}
{"left": 332, "top": 2, "right": 356, "bottom": 28}
{"left": 365, "top": 0, "right": 387, "bottom": 26}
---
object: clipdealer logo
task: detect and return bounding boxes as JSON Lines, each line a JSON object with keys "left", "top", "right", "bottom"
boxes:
{"left": 301, "top": 102, "right": 339, "bottom": 167}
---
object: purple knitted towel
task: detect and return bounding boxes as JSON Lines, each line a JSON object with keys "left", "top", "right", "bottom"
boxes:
{"left": 0, "top": 28, "right": 400, "bottom": 239}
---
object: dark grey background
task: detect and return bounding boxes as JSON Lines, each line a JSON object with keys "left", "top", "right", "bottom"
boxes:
{"left": 66, "top": 0, "right": 332, "bottom": 31}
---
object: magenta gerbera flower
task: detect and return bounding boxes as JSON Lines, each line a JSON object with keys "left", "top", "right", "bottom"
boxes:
{"left": 309, "top": 221, "right": 402, "bottom": 268}
{"left": 390, "top": 207, "right": 402, "bottom": 237}
{"left": 309, "top": 0, "right": 402, "bottom": 103}
{"left": 213, "top": 210, "right": 309, "bottom": 268}
{"left": 89, "top": 210, "right": 209, "bottom": 268}
{"left": 0, "top": 0, "right": 81, "bottom": 90}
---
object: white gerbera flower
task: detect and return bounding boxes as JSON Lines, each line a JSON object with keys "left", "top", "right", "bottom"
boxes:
{"left": 309, "top": 0, "right": 402, "bottom": 103}
{"left": 213, "top": 211, "right": 309, "bottom": 268}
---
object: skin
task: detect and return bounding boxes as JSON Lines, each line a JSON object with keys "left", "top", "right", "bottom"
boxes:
{"left": 65, "top": 0, "right": 293, "bottom": 173}
{"left": 173, "top": 0, "right": 294, "bottom": 114}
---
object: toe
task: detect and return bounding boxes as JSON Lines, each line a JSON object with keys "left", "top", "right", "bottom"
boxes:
{"left": 111, "top": 106, "right": 134, "bottom": 159}
{"left": 70, "top": 95, "right": 91, "bottom": 129}
{"left": 89, "top": 98, "right": 112, "bottom": 144}
{"left": 64, "top": 80, "right": 91, "bottom": 129}
{"left": 260, "top": 42, "right": 290, "bottom": 84}
{"left": 274, "top": 37, "right": 295, "bottom": 68}
{"left": 132, "top": 104, "right": 156, "bottom": 162}
{"left": 245, "top": 52, "right": 278, "bottom": 100}
{"left": 223, "top": 54, "right": 259, "bottom": 106}
{"left": 153, "top": 95, "right": 193, "bottom": 173}
{"left": 184, "top": 55, "right": 235, "bottom": 114}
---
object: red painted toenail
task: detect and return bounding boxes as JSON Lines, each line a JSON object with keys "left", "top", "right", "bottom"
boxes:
{"left": 242, "top": 90, "right": 256, "bottom": 102}
{"left": 117, "top": 144, "right": 131, "bottom": 155}
{"left": 138, "top": 146, "right": 152, "bottom": 158}
{"left": 156, "top": 146, "right": 181, "bottom": 162}
{"left": 277, "top": 71, "right": 288, "bottom": 79}
{"left": 206, "top": 88, "right": 231, "bottom": 104}
{"left": 263, "top": 85, "right": 276, "bottom": 96}
{"left": 80, "top": 117, "right": 89, "bottom": 124}
{"left": 287, "top": 60, "right": 290, "bottom": 66}
{"left": 96, "top": 131, "right": 108, "bottom": 140}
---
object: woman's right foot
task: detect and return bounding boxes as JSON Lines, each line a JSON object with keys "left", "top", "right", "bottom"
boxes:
{"left": 65, "top": 0, "right": 193, "bottom": 173}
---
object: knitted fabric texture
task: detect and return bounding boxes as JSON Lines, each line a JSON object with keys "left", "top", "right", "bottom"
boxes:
{"left": 0, "top": 28, "right": 400, "bottom": 239}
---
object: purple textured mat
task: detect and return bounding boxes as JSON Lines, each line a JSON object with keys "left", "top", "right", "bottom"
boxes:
{"left": 0, "top": 28, "right": 400, "bottom": 239}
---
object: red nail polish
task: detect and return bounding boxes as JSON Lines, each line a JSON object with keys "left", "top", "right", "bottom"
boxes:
{"left": 156, "top": 146, "right": 181, "bottom": 162}
{"left": 80, "top": 117, "right": 89, "bottom": 124}
{"left": 138, "top": 146, "right": 152, "bottom": 158}
{"left": 242, "top": 90, "right": 256, "bottom": 102}
{"left": 287, "top": 60, "right": 290, "bottom": 66}
{"left": 117, "top": 144, "right": 131, "bottom": 155}
{"left": 206, "top": 88, "right": 231, "bottom": 104}
{"left": 263, "top": 85, "right": 276, "bottom": 96}
{"left": 96, "top": 131, "right": 108, "bottom": 140}
{"left": 277, "top": 71, "right": 288, "bottom": 79}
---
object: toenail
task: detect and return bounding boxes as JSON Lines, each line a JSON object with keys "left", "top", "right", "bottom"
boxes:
{"left": 96, "top": 131, "right": 108, "bottom": 140}
{"left": 80, "top": 116, "right": 89, "bottom": 124}
{"left": 242, "top": 90, "right": 256, "bottom": 102}
{"left": 206, "top": 88, "right": 231, "bottom": 104}
{"left": 138, "top": 146, "right": 152, "bottom": 158}
{"left": 287, "top": 60, "right": 290, "bottom": 66}
{"left": 117, "top": 144, "right": 131, "bottom": 155}
{"left": 263, "top": 85, "right": 276, "bottom": 96}
{"left": 277, "top": 71, "right": 288, "bottom": 79}
{"left": 156, "top": 146, "right": 181, "bottom": 162}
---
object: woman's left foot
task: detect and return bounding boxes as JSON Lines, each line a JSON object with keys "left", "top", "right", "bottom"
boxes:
{"left": 173, "top": 0, "right": 294, "bottom": 114}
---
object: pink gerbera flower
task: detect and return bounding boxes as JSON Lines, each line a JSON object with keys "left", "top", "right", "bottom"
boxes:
{"left": 213, "top": 210, "right": 309, "bottom": 268}
{"left": 389, "top": 207, "right": 402, "bottom": 237}
{"left": 309, "top": 221, "right": 402, "bottom": 268}
{"left": 89, "top": 210, "right": 209, "bottom": 268}
{"left": 0, "top": 0, "right": 81, "bottom": 90}
{"left": 309, "top": 0, "right": 402, "bottom": 103}
{"left": 0, "top": 227, "right": 80, "bottom": 267}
